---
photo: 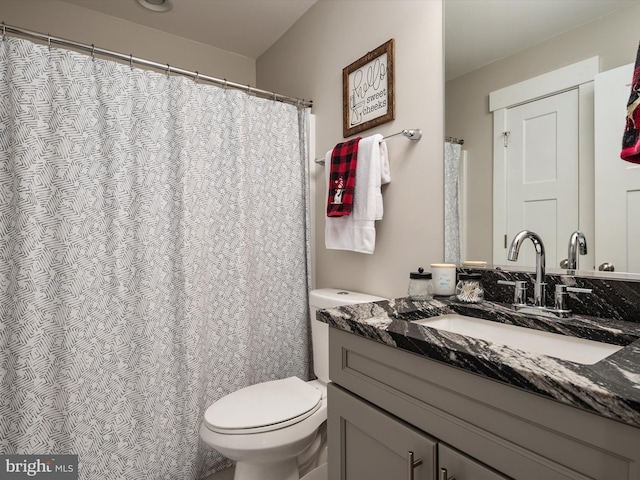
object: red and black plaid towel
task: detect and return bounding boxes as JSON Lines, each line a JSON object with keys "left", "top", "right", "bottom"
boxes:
{"left": 327, "top": 137, "right": 361, "bottom": 217}
{"left": 621, "top": 40, "right": 640, "bottom": 164}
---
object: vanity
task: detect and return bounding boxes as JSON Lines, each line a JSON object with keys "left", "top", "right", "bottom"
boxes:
{"left": 319, "top": 269, "right": 640, "bottom": 479}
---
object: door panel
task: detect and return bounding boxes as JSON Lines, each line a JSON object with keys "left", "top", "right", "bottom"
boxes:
{"left": 594, "top": 63, "right": 640, "bottom": 273}
{"left": 502, "top": 89, "right": 579, "bottom": 269}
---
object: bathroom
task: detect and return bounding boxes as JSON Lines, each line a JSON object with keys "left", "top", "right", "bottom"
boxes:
{"left": 1, "top": 0, "right": 640, "bottom": 479}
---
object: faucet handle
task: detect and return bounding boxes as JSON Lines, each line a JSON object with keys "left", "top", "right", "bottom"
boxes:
{"left": 554, "top": 285, "right": 592, "bottom": 311}
{"left": 498, "top": 280, "right": 528, "bottom": 306}
{"left": 566, "top": 286, "right": 592, "bottom": 294}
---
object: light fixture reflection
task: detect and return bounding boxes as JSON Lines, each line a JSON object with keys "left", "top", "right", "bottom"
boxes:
{"left": 136, "top": 0, "right": 173, "bottom": 13}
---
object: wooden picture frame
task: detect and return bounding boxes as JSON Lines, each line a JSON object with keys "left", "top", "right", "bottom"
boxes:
{"left": 343, "top": 39, "right": 395, "bottom": 138}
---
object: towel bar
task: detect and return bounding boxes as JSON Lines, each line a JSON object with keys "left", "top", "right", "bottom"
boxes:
{"left": 315, "top": 129, "right": 421, "bottom": 165}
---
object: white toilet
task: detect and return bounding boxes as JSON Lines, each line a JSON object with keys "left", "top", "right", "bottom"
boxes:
{"left": 200, "top": 288, "right": 384, "bottom": 480}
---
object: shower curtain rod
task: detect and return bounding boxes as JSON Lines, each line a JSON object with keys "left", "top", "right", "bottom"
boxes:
{"left": 445, "top": 136, "right": 464, "bottom": 145}
{"left": 315, "top": 128, "right": 421, "bottom": 165}
{"left": 0, "top": 22, "right": 313, "bottom": 109}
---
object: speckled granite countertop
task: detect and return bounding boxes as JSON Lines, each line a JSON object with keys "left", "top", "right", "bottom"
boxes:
{"left": 318, "top": 297, "right": 640, "bottom": 428}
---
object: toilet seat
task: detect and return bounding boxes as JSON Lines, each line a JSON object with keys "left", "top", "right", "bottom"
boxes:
{"left": 204, "top": 377, "right": 322, "bottom": 434}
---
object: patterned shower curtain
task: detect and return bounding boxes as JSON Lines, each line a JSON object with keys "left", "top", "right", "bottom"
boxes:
{"left": 0, "top": 37, "right": 311, "bottom": 479}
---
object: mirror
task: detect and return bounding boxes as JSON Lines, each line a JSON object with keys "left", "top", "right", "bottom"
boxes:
{"left": 444, "top": 0, "right": 640, "bottom": 275}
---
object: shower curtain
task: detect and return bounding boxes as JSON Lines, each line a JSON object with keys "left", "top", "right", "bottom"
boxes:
{"left": 444, "top": 141, "right": 462, "bottom": 265}
{"left": 0, "top": 37, "right": 311, "bottom": 479}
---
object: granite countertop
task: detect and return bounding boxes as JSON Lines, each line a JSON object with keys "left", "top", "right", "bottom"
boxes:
{"left": 318, "top": 297, "right": 640, "bottom": 428}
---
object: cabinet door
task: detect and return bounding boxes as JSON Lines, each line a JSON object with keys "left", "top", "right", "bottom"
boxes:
{"left": 328, "top": 383, "right": 437, "bottom": 480}
{"left": 439, "top": 444, "right": 510, "bottom": 480}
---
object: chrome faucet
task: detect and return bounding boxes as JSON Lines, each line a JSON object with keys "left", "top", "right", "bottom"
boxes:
{"left": 507, "top": 230, "right": 546, "bottom": 307}
{"left": 501, "top": 230, "right": 592, "bottom": 318}
{"left": 567, "top": 231, "right": 587, "bottom": 270}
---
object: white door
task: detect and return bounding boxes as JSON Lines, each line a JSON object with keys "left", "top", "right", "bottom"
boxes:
{"left": 594, "top": 63, "right": 640, "bottom": 273}
{"left": 496, "top": 89, "right": 579, "bottom": 268}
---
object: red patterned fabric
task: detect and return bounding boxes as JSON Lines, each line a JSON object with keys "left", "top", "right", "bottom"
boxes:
{"left": 326, "top": 137, "right": 361, "bottom": 216}
{"left": 622, "top": 41, "right": 640, "bottom": 164}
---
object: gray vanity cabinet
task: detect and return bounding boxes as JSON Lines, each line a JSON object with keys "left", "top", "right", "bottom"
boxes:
{"left": 438, "top": 444, "right": 510, "bottom": 480}
{"left": 328, "top": 381, "right": 509, "bottom": 480}
{"left": 328, "top": 382, "right": 437, "bottom": 479}
{"left": 327, "top": 327, "right": 640, "bottom": 480}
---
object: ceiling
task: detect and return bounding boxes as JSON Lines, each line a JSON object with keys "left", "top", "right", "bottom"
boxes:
{"left": 60, "top": 0, "right": 639, "bottom": 79}
{"left": 59, "top": 0, "right": 317, "bottom": 59}
{"left": 445, "top": 0, "right": 640, "bottom": 81}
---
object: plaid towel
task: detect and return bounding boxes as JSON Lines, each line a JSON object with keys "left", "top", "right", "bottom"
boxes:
{"left": 621, "top": 41, "right": 640, "bottom": 164}
{"left": 327, "top": 137, "right": 361, "bottom": 216}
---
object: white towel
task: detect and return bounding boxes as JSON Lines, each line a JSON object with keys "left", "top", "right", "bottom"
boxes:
{"left": 325, "top": 134, "right": 390, "bottom": 254}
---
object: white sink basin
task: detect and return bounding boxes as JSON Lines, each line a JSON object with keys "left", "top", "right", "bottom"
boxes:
{"left": 412, "top": 314, "right": 624, "bottom": 365}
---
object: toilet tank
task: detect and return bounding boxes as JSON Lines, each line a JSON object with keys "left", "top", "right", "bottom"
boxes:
{"left": 309, "top": 288, "right": 385, "bottom": 384}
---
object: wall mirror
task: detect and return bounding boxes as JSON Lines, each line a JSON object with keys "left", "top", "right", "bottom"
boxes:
{"left": 444, "top": 0, "right": 640, "bottom": 276}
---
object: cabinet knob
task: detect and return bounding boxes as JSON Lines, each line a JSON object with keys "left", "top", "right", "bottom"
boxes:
{"left": 439, "top": 467, "right": 456, "bottom": 480}
{"left": 408, "top": 451, "right": 423, "bottom": 480}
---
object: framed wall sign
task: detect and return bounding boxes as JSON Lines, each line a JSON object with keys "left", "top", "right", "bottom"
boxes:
{"left": 343, "top": 39, "right": 395, "bottom": 137}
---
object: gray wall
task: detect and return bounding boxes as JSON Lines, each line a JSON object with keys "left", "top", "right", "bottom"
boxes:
{"left": 258, "top": 0, "right": 445, "bottom": 299}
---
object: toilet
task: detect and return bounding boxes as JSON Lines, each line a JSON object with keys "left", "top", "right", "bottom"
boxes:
{"left": 200, "top": 288, "right": 384, "bottom": 480}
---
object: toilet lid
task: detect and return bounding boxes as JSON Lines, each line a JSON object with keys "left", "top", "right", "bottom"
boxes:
{"left": 204, "top": 377, "right": 322, "bottom": 434}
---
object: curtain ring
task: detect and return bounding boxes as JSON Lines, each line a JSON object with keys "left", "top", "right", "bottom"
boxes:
{"left": 2, "top": 23, "right": 6, "bottom": 41}
{"left": 47, "top": 35, "right": 51, "bottom": 50}
{"left": 166, "top": 64, "right": 171, "bottom": 76}
{"left": 247, "top": 85, "right": 252, "bottom": 95}
{"left": 91, "top": 44, "right": 95, "bottom": 59}
{"left": 272, "top": 91, "right": 277, "bottom": 101}
{"left": 223, "top": 79, "right": 228, "bottom": 89}
{"left": 194, "top": 71, "right": 199, "bottom": 84}
{"left": 129, "top": 54, "right": 133, "bottom": 68}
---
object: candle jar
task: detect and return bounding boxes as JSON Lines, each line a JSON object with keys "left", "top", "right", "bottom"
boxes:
{"left": 430, "top": 263, "right": 457, "bottom": 296}
{"left": 408, "top": 267, "right": 434, "bottom": 301}
{"left": 455, "top": 273, "right": 484, "bottom": 303}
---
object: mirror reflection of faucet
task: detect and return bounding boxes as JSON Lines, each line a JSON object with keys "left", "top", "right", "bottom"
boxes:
{"left": 559, "top": 230, "right": 588, "bottom": 271}
{"left": 499, "top": 230, "right": 592, "bottom": 318}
